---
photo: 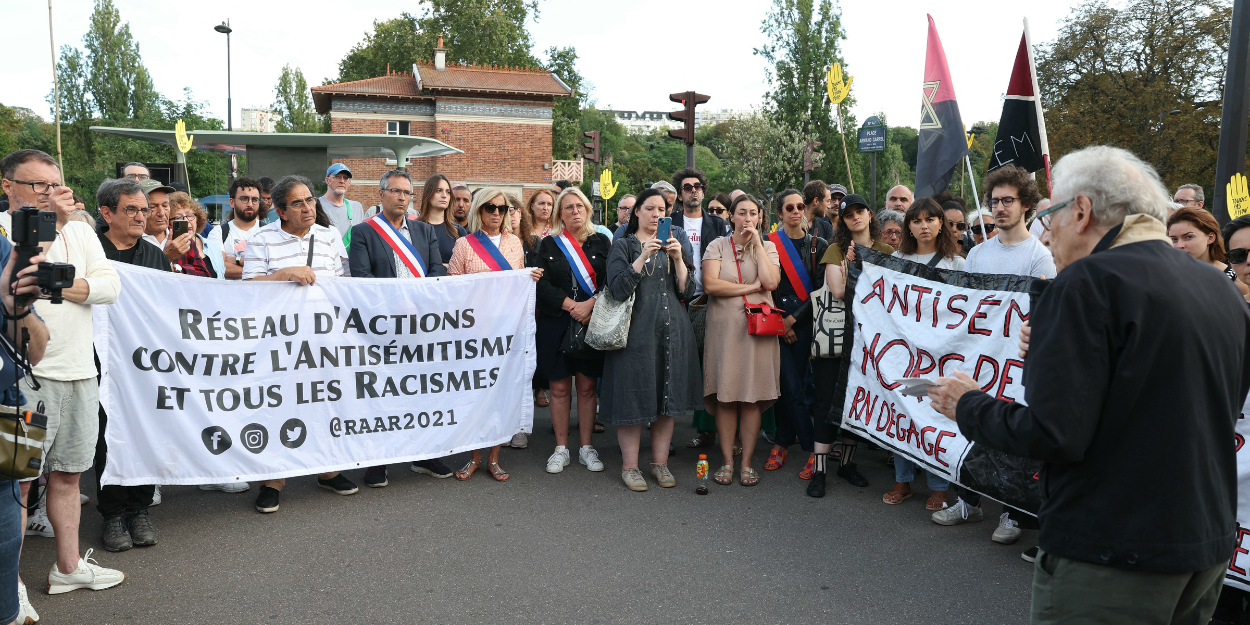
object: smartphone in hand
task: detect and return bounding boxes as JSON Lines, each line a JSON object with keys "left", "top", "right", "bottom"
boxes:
{"left": 172, "top": 220, "right": 189, "bottom": 239}
{"left": 657, "top": 217, "right": 671, "bottom": 243}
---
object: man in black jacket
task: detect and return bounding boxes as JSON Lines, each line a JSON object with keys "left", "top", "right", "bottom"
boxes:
{"left": 669, "top": 167, "right": 725, "bottom": 297}
{"left": 930, "top": 146, "right": 1250, "bottom": 624}
{"left": 348, "top": 170, "right": 453, "bottom": 486}
{"left": 94, "top": 179, "right": 169, "bottom": 553}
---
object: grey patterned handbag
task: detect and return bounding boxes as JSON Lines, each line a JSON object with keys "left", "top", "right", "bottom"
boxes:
{"left": 585, "top": 286, "right": 635, "bottom": 351}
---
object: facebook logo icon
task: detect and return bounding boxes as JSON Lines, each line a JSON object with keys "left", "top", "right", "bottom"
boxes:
{"left": 201, "top": 426, "right": 232, "bottom": 455}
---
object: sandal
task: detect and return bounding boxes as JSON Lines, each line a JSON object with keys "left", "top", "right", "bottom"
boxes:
{"left": 487, "top": 461, "right": 510, "bottom": 482}
{"left": 686, "top": 431, "right": 715, "bottom": 448}
{"left": 830, "top": 442, "right": 842, "bottom": 461}
{"left": 882, "top": 483, "right": 912, "bottom": 505}
{"left": 594, "top": 421, "right": 605, "bottom": 433}
{"left": 740, "top": 466, "right": 759, "bottom": 487}
{"left": 926, "top": 490, "right": 948, "bottom": 511}
{"left": 455, "top": 460, "right": 479, "bottom": 481}
{"left": 535, "top": 390, "right": 549, "bottom": 408}
{"left": 798, "top": 454, "right": 815, "bottom": 480}
{"left": 763, "top": 447, "right": 787, "bottom": 471}
{"left": 714, "top": 465, "right": 734, "bottom": 485}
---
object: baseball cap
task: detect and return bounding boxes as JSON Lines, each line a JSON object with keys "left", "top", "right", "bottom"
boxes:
{"left": 140, "top": 179, "right": 176, "bottom": 195}
{"left": 829, "top": 184, "right": 848, "bottom": 197}
{"left": 326, "top": 163, "right": 353, "bottom": 178}
{"left": 650, "top": 180, "right": 677, "bottom": 195}
{"left": 839, "top": 194, "right": 869, "bottom": 214}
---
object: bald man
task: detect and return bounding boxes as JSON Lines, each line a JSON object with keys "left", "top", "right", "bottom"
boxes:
{"left": 885, "top": 185, "right": 913, "bottom": 211}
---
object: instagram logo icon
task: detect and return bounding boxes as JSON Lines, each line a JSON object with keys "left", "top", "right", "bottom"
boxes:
{"left": 240, "top": 423, "right": 269, "bottom": 454}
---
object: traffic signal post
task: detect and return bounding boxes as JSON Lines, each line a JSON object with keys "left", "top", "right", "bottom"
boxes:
{"left": 583, "top": 130, "right": 602, "bottom": 223}
{"left": 668, "top": 91, "right": 710, "bottom": 169}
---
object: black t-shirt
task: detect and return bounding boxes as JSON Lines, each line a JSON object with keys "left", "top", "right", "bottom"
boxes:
{"left": 116, "top": 245, "right": 138, "bottom": 265}
{"left": 812, "top": 217, "right": 834, "bottom": 243}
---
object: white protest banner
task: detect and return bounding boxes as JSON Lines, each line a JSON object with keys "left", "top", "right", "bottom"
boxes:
{"left": 1225, "top": 395, "right": 1250, "bottom": 591}
{"left": 93, "top": 263, "right": 535, "bottom": 486}
{"left": 834, "top": 247, "right": 1042, "bottom": 511}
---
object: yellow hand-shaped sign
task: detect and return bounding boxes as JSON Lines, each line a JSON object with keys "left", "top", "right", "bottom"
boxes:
{"left": 966, "top": 128, "right": 975, "bottom": 149}
{"left": 826, "top": 63, "right": 853, "bottom": 105}
{"left": 1229, "top": 173, "right": 1250, "bottom": 219}
{"left": 175, "top": 119, "right": 194, "bottom": 154}
{"left": 599, "top": 169, "right": 619, "bottom": 201}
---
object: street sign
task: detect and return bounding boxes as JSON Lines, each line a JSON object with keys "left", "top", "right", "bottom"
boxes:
{"left": 858, "top": 119, "right": 885, "bottom": 153}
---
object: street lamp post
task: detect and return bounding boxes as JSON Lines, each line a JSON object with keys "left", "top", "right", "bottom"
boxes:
{"left": 214, "top": 20, "right": 233, "bottom": 131}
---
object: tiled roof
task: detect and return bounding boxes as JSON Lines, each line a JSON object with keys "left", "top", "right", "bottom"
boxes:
{"left": 415, "top": 62, "right": 571, "bottom": 97}
{"left": 312, "top": 73, "right": 424, "bottom": 114}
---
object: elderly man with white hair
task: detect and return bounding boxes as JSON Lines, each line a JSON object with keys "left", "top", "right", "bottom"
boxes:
{"left": 929, "top": 146, "right": 1250, "bottom": 624}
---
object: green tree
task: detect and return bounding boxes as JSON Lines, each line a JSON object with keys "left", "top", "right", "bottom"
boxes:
{"left": 81, "top": 0, "right": 157, "bottom": 121}
{"left": 272, "top": 66, "right": 327, "bottom": 133}
{"left": 719, "top": 113, "right": 820, "bottom": 201}
{"left": 548, "top": 46, "right": 587, "bottom": 160}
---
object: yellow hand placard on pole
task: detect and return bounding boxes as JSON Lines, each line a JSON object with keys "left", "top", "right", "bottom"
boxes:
{"left": 826, "top": 64, "right": 853, "bottom": 105}
{"left": 1229, "top": 172, "right": 1250, "bottom": 219}
{"left": 599, "top": 169, "right": 619, "bottom": 201}
{"left": 175, "top": 119, "right": 194, "bottom": 154}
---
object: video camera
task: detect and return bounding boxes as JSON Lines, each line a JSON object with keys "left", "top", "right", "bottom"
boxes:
{"left": 10, "top": 207, "right": 75, "bottom": 305}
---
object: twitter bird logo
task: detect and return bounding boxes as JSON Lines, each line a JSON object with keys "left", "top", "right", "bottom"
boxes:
{"left": 279, "top": 418, "right": 307, "bottom": 449}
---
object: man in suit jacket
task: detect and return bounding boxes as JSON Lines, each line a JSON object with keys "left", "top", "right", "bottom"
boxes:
{"left": 347, "top": 170, "right": 453, "bottom": 486}
{"left": 668, "top": 167, "right": 726, "bottom": 296}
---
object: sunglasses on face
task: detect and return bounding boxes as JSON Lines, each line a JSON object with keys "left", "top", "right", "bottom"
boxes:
{"left": 709, "top": 207, "right": 726, "bottom": 215}
{"left": 782, "top": 204, "right": 805, "bottom": 213}
{"left": 1229, "top": 248, "right": 1250, "bottom": 265}
{"left": 480, "top": 202, "right": 508, "bottom": 214}
{"left": 970, "top": 224, "right": 995, "bottom": 235}
{"left": 682, "top": 183, "right": 704, "bottom": 192}
{"left": 949, "top": 220, "right": 967, "bottom": 231}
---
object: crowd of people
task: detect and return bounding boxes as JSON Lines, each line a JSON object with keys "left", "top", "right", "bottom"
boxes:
{"left": 0, "top": 144, "right": 1246, "bottom": 624}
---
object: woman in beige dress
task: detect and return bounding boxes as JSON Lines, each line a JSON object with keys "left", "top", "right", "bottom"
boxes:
{"left": 701, "top": 194, "right": 781, "bottom": 486}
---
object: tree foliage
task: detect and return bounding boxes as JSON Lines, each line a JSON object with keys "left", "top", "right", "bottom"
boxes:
{"left": 81, "top": 0, "right": 158, "bottom": 122}
{"left": 272, "top": 66, "right": 328, "bottom": 134}
{"left": 547, "top": 46, "right": 587, "bottom": 160}
{"left": 719, "top": 113, "right": 818, "bottom": 201}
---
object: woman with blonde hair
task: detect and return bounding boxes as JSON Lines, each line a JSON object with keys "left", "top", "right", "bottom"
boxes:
{"left": 702, "top": 193, "right": 781, "bottom": 486}
{"left": 536, "top": 187, "right": 612, "bottom": 474}
{"left": 447, "top": 187, "right": 544, "bottom": 481}
{"left": 166, "top": 192, "right": 225, "bottom": 278}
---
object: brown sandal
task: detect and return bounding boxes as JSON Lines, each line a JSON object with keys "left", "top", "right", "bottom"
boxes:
{"left": 455, "top": 460, "right": 479, "bottom": 481}
{"left": 882, "top": 483, "right": 913, "bottom": 505}
{"left": 926, "top": 490, "right": 948, "bottom": 511}
{"left": 686, "top": 431, "right": 715, "bottom": 448}
{"left": 535, "top": 391, "right": 549, "bottom": 408}
{"left": 487, "top": 461, "right": 510, "bottom": 482}
{"left": 594, "top": 420, "right": 605, "bottom": 433}
{"left": 714, "top": 465, "right": 734, "bottom": 485}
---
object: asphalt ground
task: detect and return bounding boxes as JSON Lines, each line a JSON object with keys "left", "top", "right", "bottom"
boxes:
{"left": 19, "top": 403, "right": 1034, "bottom": 624}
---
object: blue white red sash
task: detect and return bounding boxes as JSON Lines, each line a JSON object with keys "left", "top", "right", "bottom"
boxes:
{"left": 552, "top": 230, "right": 597, "bottom": 294}
{"left": 465, "top": 231, "right": 513, "bottom": 271}
{"left": 366, "top": 214, "right": 427, "bottom": 278}
{"left": 767, "top": 231, "right": 813, "bottom": 301}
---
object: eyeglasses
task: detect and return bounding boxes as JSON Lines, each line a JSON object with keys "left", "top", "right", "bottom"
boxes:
{"left": 1176, "top": 198, "right": 1201, "bottom": 206}
{"left": 384, "top": 188, "right": 414, "bottom": 197}
{"left": 682, "top": 183, "right": 705, "bottom": 193}
{"left": 6, "top": 179, "right": 63, "bottom": 194}
{"left": 112, "top": 205, "right": 152, "bottom": 217}
{"left": 171, "top": 214, "right": 196, "bottom": 222}
{"left": 123, "top": 173, "right": 150, "bottom": 181}
{"left": 948, "top": 220, "right": 967, "bottom": 231}
{"left": 480, "top": 202, "right": 508, "bottom": 214}
{"left": 1229, "top": 248, "right": 1250, "bottom": 265}
{"left": 989, "top": 196, "right": 1018, "bottom": 208}
{"left": 286, "top": 197, "right": 318, "bottom": 211}
{"left": 782, "top": 203, "right": 805, "bottom": 213}
{"left": 234, "top": 196, "right": 260, "bottom": 204}
{"left": 1036, "top": 198, "right": 1073, "bottom": 231}
{"left": 970, "top": 224, "right": 996, "bottom": 235}
{"left": 710, "top": 208, "right": 726, "bottom": 215}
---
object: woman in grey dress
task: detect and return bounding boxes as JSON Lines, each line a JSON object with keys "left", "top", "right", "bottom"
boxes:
{"left": 599, "top": 188, "right": 702, "bottom": 492}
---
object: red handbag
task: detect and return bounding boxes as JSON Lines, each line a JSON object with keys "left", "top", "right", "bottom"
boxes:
{"left": 732, "top": 240, "right": 785, "bottom": 336}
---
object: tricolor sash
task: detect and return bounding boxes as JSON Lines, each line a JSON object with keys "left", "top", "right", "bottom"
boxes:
{"left": 366, "top": 214, "right": 427, "bottom": 278}
{"left": 552, "top": 231, "right": 597, "bottom": 294}
{"left": 768, "top": 231, "right": 813, "bottom": 301}
{"left": 465, "top": 231, "right": 513, "bottom": 271}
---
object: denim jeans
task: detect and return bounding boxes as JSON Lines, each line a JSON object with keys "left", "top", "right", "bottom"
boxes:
{"left": 0, "top": 480, "right": 20, "bottom": 625}
{"left": 774, "top": 293, "right": 815, "bottom": 452}
{"left": 894, "top": 455, "right": 949, "bottom": 490}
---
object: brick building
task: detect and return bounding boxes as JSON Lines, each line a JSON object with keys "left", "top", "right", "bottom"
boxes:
{"left": 311, "top": 43, "right": 572, "bottom": 206}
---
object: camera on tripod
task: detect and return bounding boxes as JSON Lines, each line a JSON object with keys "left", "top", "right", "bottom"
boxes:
{"left": 11, "top": 207, "right": 74, "bottom": 305}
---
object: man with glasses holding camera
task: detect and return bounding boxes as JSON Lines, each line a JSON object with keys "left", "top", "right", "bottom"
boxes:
{"left": 208, "top": 177, "right": 265, "bottom": 280}
{"left": 668, "top": 168, "right": 724, "bottom": 297}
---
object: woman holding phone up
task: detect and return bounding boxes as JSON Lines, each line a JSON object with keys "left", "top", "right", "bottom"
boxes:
{"left": 167, "top": 192, "right": 225, "bottom": 278}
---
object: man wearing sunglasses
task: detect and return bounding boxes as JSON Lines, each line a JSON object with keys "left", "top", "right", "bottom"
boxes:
{"left": 962, "top": 165, "right": 1055, "bottom": 280}
{"left": 668, "top": 168, "right": 724, "bottom": 296}
{"left": 931, "top": 146, "right": 1250, "bottom": 624}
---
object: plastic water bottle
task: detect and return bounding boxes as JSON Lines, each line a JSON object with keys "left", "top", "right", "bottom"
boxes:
{"left": 695, "top": 454, "right": 709, "bottom": 495}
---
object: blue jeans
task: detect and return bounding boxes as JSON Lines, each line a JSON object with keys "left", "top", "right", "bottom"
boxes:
{"left": 894, "top": 456, "right": 949, "bottom": 491}
{"left": 0, "top": 480, "right": 20, "bottom": 624}
{"left": 774, "top": 294, "right": 814, "bottom": 452}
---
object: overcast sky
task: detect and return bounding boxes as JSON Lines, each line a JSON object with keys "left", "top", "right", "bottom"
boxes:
{"left": 2, "top": 0, "right": 1083, "bottom": 131}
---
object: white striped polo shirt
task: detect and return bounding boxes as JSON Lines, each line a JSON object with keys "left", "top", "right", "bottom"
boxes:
{"left": 241, "top": 221, "right": 348, "bottom": 279}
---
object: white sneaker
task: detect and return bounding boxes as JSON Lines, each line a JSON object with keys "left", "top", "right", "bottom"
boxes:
{"left": 25, "top": 509, "right": 53, "bottom": 538}
{"left": 199, "top": 482, "right": 250, "bottom": 493}
{"left": 992, "top": 512, "right": 1022, "bottom": 544}
{"left": 46, "top": 549, "right": 126, "bottom": 594}
{"left": 545, "top": 446, "right": 570, "bottom": 474}
{"left": 510, "top": 432, "right": 528, "bottom": 449}
{"left": 579, "top": 446, "right": 604, "bottom": 472}
{"left": 150, "top": 485, "right": 161, "bottom": 507}
{"left": 930, "top": 497, "right": 983, "bottom": 526}
{"left": 17, "top": 580, "right": 38, "bottom": 624}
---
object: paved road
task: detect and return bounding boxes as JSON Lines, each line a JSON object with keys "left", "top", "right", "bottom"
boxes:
{"left": 20, "top": 406, "right": 1034, "bottom": 624}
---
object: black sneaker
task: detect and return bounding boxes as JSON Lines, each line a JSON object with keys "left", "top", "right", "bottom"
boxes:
{"left": 255, "top": 486, "right": 281, "bottom": 513}
{"left": 837, "top": 462, "right": 869, "bottom": 487}
{"left": 806, "top": 472, "right": 826, "bottom": 498}
{"left": 101, "top": 515, "right": 132, "bottom": 552}
{"left": 1021, "top": 546, "right": 1039, "bottom": 563}
{"left": 411, "top": 458, "right": 454, "bottom": 478}
{"left": 363, "top": 466, "right": 389, "bottom": 488}
{"left": 317, "top": 474, "right": 359, "bottom": 496}
{"left": 127, "top": 509, "right": 158, "bottom": 547}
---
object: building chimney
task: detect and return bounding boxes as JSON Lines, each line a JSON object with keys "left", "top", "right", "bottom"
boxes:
{"left": 434, "top": 35, "right": 446, "bottom": 71}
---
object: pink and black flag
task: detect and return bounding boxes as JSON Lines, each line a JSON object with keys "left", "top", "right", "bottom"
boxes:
{"left": 988, "top": 20, "right": 1051, "bottom": 178}
{"left": 915, "top": 15, "right": 968, "bottom": 198}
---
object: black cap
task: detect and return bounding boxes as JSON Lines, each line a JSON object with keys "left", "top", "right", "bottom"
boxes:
{"left": 839, "top": 194, "right": 869, "bottom": 213}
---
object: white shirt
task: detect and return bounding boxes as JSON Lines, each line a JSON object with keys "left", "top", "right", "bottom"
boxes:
{"left": 684, "top": 217, "right": 703, "bottom": 293}
{"left": 207, "top": 219, "right": 263, "bottom": 266}
{"left": 965, "top": 234, "right": 1056, "bottom": 278}
{"left": 893, "top": 251, "right": 966, "bottom": 271}
{"left": 241, "top": 222, "right": 348, "bottom": 280}
{"left": 33, "top": 221, "right": 120, "bottom": 381}
{"left": 488, "top": 234, "right": 502, "bottom": 248}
